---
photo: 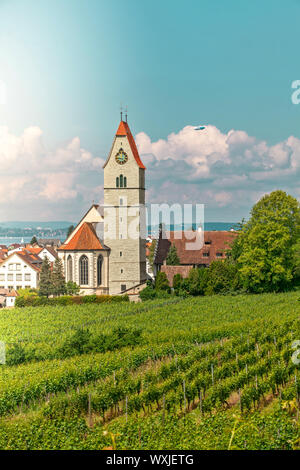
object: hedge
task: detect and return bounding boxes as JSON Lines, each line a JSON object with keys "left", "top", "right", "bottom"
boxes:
{"left": 15, "top": 294, "right": 129, "bottom": 308}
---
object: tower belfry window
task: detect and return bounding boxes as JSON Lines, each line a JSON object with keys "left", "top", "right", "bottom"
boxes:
{"left": 120, "top": 174, "right": 123, "bottom": 188}
{"left": 116, "top": 177, "right": 119, "bottom": 188}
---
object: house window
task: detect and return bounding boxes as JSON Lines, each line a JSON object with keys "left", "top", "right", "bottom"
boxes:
{"left": 121, "top": 284, "right": 126, "bottom": 292}
{"left": 8, "top": 264, "right": 13, "bottom": 271}
{"left": 16, "top": 274, "right": 22, "bottom": 281}
{"left": 205, "top": 241, "right": 212, "bottom": 245}
{"left": 16, "top": 286, "right": 22, "bottom": 290}
{"left": 0, "top": 274, "right": 4, "bottom": 281}
{"left": 120, "top": 252, "right": 122, "bottom": 257}
{"left": 67, "top": 255, "right": 73, "bottom": 282}
{"left": 25, "top": 274, "right": 31, "bottom": 281}
{"left": 97, "top": 255, "right": 103, "bottom": 286}
{"left": 203, "top": 252, "right": 209, "bottom": 258}
{"left": 216, "top": 252, "right": 223, "bottom": 258}
{"left": 16, "top": 264, "right": 21, "bottom": 271}
{"left": 79, "top": 255, "right": 89, "bottom": 285}
{"left": 7, "top": 274, "right": 13, "bottom": 281}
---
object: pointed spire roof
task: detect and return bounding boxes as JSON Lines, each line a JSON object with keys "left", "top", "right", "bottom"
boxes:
{"left": 115, "top": 120, "right": 146, "bottom": 169}
{"left": 58, "top": 222, "right": 104, "bottom": 251}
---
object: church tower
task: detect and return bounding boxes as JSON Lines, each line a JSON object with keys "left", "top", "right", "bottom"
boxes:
{"left": 103, "top": 117, "right": 147, "bottom": 295}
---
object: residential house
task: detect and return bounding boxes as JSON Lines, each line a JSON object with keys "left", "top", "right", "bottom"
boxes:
{"left": 154, "top": 227, "right": 237, "bottom": 285}
{"left": 0, "top": 251, "right": 42, "bottom": 291}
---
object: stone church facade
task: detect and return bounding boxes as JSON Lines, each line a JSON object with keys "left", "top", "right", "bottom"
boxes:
{"left": 57, "top": 119, "right": 147, "bottom": 296}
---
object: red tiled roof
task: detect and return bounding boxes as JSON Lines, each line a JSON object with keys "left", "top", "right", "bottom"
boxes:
{"left": 58, "top": 222, "right": 103, "bottom": 251}
{"left": 116, "top": 121, "right": 146, "bottom": 169}
{"left": 25, "top": 245, "right": 43, "bottom": 255}
{"left": 155, "top": 230, "right": 238, "bottom": 266}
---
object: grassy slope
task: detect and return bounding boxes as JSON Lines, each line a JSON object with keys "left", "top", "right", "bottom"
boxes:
{"left": 0, "top": 291, "right": 299, "bottom": 450}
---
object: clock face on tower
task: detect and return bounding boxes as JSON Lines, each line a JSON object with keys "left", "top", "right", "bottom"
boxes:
{"left": 115, "top": 148, "right": 128, "bottom": 165}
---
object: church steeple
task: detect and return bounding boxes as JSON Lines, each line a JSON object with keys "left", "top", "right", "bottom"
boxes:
{"left": 103, "top": 117, "right": 147, "bottom": 295}
{"left": 103, "top": 119, "right": 146, "bottom": 170}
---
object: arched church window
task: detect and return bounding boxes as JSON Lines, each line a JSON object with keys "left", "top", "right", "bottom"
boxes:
{"left": 120, "top": 174, "right": 123, "bottom": 188}
{"left": 124, "top": 176, "right": 127, "bottom": 188}
{"left": 116, "top": 177, "right": 119, "bottom": 188}
{"left": 67, "top": 255, "right": 73, "bottom": 282}
{"left": 97, "top": 255, "right": 103, "bottom": 286}
{"left": 79, "top": 255, "right": 89, "bottom": 285}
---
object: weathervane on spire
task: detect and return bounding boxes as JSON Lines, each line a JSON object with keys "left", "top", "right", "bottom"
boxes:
{"left": 125, "top": 105, "right": 128, "bottom": 123}
{"left": 120, "top": 103, "right": 123, "bottom": 121}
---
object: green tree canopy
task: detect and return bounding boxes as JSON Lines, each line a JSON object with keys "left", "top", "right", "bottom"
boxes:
{"left": 235, "top": 190, "right": 300, "bottom": 292}
{"left": 166, "top": 244, "right": 180, "bottom": 265}
{"left": 67, "top": 225, "right": 75, "bottom": 238}
{"left": 155, "top": 271, "right": 170, "bottom": 292}
{"left": 52, "top": 258, "right": 66, "bottom": 296}
{"left": 148, "top": 239, "right": 157, "bottom": 269}
{"left": 39, "top": 256, "right": 52, "bottom": 298}
{"left": 30, "top": 236, "right": 38, "bottom": 245}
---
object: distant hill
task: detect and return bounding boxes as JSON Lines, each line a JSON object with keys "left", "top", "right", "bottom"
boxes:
{"left": 0, "top": 221, "right": 74, "bottom": 230}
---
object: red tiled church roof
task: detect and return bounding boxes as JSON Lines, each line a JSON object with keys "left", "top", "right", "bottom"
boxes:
{"left": 58, "top": 222, "right": 103, "bottom": 251}
{"left": 116, "top": 121, "right": 146, "bottom": 169}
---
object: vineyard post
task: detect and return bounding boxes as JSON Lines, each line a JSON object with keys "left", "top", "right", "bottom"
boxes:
{"left": 126, "top": 396, "right": 128, "bottom": 423}
{"left": 211, "top": 364, "right": 214, "bottom": 386}
{"left": 162, "top": 394, "right": 165, "bottom": 425}
{"left": 183, "top": 380, "right": 186, "bottom": 412}
{"left": 113, "top": 371, "right": 116, "bottom": 386}
{"left": 255, "top": 375, "right": 258, "bottom": 390}
{"left": 238, "top": 389, "right": 241, "bottom": 411}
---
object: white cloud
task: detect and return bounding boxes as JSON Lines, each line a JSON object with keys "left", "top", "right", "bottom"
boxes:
{"left": 137, "top": 125, "right": 300, "bottom": 219}
{"left": 0, "top": 123, "right": 299, "bottom": 222}
{"left": 0, "top": 125, "right": 105, "bottom": 221}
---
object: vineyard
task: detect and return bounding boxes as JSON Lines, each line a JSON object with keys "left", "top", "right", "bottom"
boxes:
{"left": 0, "top": 291, "right": 299, "bottom": 450}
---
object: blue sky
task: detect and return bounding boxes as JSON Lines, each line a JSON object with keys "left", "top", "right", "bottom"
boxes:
{"left": 0, "top": 0, "right": 300, "bottom": 222}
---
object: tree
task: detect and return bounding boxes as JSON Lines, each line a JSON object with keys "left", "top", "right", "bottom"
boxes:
{"left": 30, "top": 236, "right": 38, "bottom": 245}
{"left": 205, "top": 261, "right": 240, "bottom": 295}
{"left": 186, "top": 268, "right": 208, "bottom": 296}
{"left": 292, "top": 240, "right": 300, "bottom": 284}
{"left": 148, "top": 239, "right": 157, "bottom": 269}
{"left": 65, "top": 281, "right": 80, "bottom": 296}
{"left": 155, "top": 271, "right": 170, "bottom": 292}
{"left": 38, "top": 256, "right": 52, "bottom": 298}
{"left": 173, "top": 273, "right": 183, "bottom": 295}
{"left": 52, "top": 258, "right": 66, "bottom": 296}
{"left": 166, "top": 244, "right": 180, "bottom": 265}
{"left": 67, "top": 225, "right": 75, "bottom": 238}
{"left": 236, "top": 191, "right": 300, "bottom": 292}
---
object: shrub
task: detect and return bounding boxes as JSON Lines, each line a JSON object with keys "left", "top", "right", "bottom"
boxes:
{"left": 139, "top": 286, "right": 156, "bottom": 301}
{"left": 155, "top": 271, "right": 171, "bottom": 293}
{"left": 6, "top": 344, "right": 27, "bottom": 366}
{"left": 58, "top": 328, "right": 92, "bottom": 358}
{"left": 15, "top": 294, "right": 129, "bottom": 308}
